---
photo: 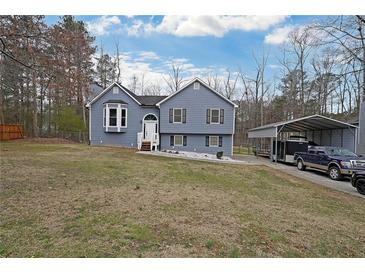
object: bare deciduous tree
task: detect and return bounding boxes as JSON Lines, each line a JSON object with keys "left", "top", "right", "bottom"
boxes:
{"left": 222, "top": 69, "right": 239, "bottom": 100}
{"left": 164, "top": 62, "right": 186, "bottom": 93}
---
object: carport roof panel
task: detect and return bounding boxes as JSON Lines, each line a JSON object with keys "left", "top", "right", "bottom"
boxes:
{"left": 248, "top": 115, "right": 358, "bottom": 138}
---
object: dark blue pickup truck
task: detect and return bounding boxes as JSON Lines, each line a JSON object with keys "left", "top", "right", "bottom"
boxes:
{"left": 294, "top": 146, "right": 365, "bottom": 180}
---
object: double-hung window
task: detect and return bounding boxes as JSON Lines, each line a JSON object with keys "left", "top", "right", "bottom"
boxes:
{"left": 206, "top": 136, "right": 222, "bottom": 147}
{"left": 210, "top": 109, "right": 220, "bottom": 124}
{"left": 169, "top": 108, "right": 186, "bottom": 123}
{"left": 206, "top": 108, "right": 224, "bottom": 124}
{"left": 109, "top": 108, "right": 117, "bottom": 127}
{"left": 174, "top": 135, "right": 183, "bottom": 146}
{"left": 209, "top": 136, "right": 219, "bottom": 147}
{"left": 173, "top": 108, "right": 182, "bottom": 123}
{"left": 170, "top": 135, "right": 187, "bottom": 147}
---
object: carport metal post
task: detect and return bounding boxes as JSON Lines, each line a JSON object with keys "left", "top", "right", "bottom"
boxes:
{"left": 275, "top": 126, "right": 278, "bottom": 163}
{"left": 275, "top": 125, "right": 285, "bottom": 163}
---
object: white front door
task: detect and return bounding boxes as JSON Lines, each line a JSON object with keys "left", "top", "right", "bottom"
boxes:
{"left": 144, "top": 122, "right": 157, "bottom": 141}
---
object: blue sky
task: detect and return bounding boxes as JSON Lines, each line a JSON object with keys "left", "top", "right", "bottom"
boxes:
{"left": 45, "top": 15, "right": 324, "bottom": 93}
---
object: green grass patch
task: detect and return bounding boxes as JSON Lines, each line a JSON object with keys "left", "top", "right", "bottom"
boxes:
{"left": 1, "top": 141, "right": 365, "bottom": 257}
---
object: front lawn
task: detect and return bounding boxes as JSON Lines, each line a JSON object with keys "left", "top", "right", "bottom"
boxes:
{"left": 233, "top": 145, "right": 254, "bottom": 155}
{"left": 1, "top": 140, "right": 365, "bottom": 257}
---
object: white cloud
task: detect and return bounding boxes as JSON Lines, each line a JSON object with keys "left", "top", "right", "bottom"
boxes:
{"left": 135, "top": 51, "right": 160, "bottom": 61}
{"left": 125, "top": 19, "right": 144, "bottom": 36}
{"left": 268, "top": 64, "right": 281, "bottom": 69}
{"left": 86, "top": 16, "right": 121, "bottom": 35}
{"left": 92, "top": 50, "right": 228, "bottom": 95}
{"left": 264, "top": 25, "right": 294, "bottom": 44}
{"left": 127, "top": 15, "right": 288, "bottom": 37}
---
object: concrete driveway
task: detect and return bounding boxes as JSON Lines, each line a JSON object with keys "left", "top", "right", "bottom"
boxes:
{"left": 233, "top": 155, "right": 364, "bottom": 199}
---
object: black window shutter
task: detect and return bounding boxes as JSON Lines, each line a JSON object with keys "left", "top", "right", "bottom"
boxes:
{"left": 169, "top": 109, "right": 173, "bottom": 123}
{"left": 206, "top": 109, "right": 210, "bottom": 124}
{"left": 182, "top": 109, "right": 186, "bottom": 123}
{"left": 170, "top": 136, "right": 174, "bottom": 146}
{"left": 205, "top": 136, "right": 209, "bottom": 147}
{"left": 219, "top": 136, "right": 223, "bottom": 147}
{"left": 183, "top": 136, "right": 187, "bottom": 146}
{"left": 220, "top": 109, "right": 224, "bottom": 124}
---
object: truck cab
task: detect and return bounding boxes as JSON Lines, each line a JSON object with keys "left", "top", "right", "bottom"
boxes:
{"left": 294, "top": 146, "right": 365, "bottom": 180}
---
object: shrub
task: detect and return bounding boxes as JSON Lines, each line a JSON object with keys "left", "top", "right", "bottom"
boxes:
{"left": 56, "top": 106, "right": 86, "bottom": 132}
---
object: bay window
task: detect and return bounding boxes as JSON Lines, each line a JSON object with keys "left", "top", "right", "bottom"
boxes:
{"left": 103, "top": 103, "right": 127, "bottom": 132}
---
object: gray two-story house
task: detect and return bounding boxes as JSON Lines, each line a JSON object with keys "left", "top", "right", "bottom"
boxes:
{"left": 86, "top": 78, "right": 237, "bottom": 156}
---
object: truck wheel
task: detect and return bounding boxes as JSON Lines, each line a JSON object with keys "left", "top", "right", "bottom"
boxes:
{"left": 328, "top": 166, "right": 343, "bottom": 181}
{"left": 356, "top": 179, "right": 365, "bottom": 195}
{"left": 297, "top": 159, "right": 306, "bottom": 171}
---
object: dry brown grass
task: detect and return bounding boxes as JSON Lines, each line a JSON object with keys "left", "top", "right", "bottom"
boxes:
{"left": 1, "top": 140, "right": 365, "bottom": 258}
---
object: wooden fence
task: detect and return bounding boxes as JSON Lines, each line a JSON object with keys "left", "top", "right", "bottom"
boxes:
{"left": 0, "top": 124, "right": 24, "bottom": 140}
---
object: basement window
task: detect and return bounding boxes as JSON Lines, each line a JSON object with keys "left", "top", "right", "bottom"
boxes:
{"left": 174, "top": 135, "right": 183, "bottom": 146}
{"left": 209, "top": 136, "right": 219, "bottom": 147}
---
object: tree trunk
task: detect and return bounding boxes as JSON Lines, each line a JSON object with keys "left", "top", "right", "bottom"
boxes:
{"left": 32, "top": 71, "right": 38, "bottom": 137}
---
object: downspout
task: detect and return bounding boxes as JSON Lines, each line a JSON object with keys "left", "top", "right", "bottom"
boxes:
{"left": 88, "top": 104, "right": 91, "bottom": 145}
{"left": 355, "top": 127, "right": 358, "bottom": 153}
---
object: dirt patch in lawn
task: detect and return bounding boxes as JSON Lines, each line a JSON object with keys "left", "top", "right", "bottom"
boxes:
{"left": 1, "top": 141, "right": 365, "bottom": 258}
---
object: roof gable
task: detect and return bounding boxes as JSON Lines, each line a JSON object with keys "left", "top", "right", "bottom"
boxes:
{"left": 156, "top": 77, "right": 237, "bottom": 107}
{"left": 86, "top": 82, "right": 142, "bottom": 107}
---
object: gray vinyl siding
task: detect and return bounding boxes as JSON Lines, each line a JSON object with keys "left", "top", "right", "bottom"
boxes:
{"left": 89, "top": 81, "right": 235, "bottom": 155}
{"left": 160, "top": 133, "right": 233, "bottom": 156}
{"left": 159, "top": 82, "right": 235, "bottom": 134}
{"left": 89, "top": 85, "right": 159, "bottom": 147}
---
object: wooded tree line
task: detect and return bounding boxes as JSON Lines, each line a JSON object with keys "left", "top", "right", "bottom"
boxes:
{"left": 1, "top": 15, "right": 364, "bottom": 142}
{"left": 233, "top": 15, "right": 365, "bottom": 144}
{"left": 0, "top": 15, "right": 95, "bottom": 137}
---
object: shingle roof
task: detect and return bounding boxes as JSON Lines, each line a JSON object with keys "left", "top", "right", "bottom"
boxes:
{"left": 88, "top": 82, "right": 104, "bottom": 100}
{"left": 103, "top": 99, "right": 128, "bottom": 104}
{"left": 118, "top": 84, "right": 167, "bottom": 106}
{"left": 87, "top": 82, "right": 168, "bottom": 107}
{"left": 137, "top": 95, "right": 168, "bottom": 106}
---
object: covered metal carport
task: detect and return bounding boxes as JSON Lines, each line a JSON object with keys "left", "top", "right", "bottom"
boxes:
{"left": 248, "top": 114, "right": 359, "bottom": 162}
